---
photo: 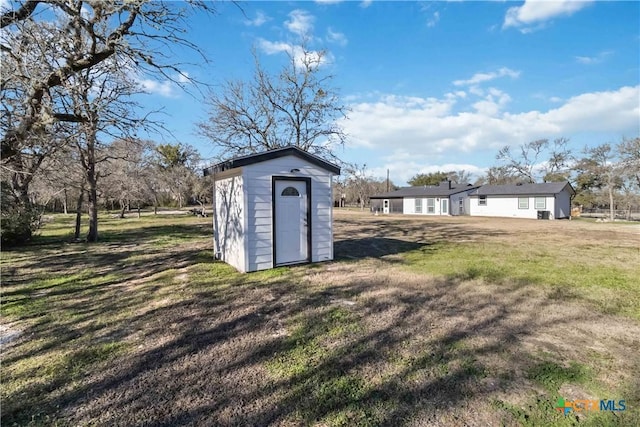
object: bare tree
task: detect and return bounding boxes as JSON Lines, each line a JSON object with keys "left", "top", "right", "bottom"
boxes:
{"left": 1, "top": 0, "right": 212, "bottom": 159}
{"left": 101, "top": 139, "right": 155, "bottom": 218}
{"left": 198, "top": 46, "right": 347, "bottom": 160}
{"left": 153, "top": 143, "right": 200, "bottom": 209}
{"left": 1, "top": 0, "right": 212, "bottom": 243}
{"left": 496, "top": 138, "right": 572, "bottom": 183}
{"left": 618, "top": 137, "right": 640, "bottom": 188}
{"left": 448, "top": 170, "right": 472, "bottom": 185}
{"left": 343, "top": 164, "right": 391, "bottom": 211}
{"left": 581, "top": 144, "right": 620, "bottom": 221}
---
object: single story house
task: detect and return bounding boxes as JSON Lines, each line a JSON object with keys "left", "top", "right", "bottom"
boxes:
{"left": 370, "top": 180, "right": 480, "bottom": 216}
{"left": 468, "top": 181, "right": 575, "bottom": 219}
{"left": 203, "top": 146, "right": 340, "bottom": 273}
{"left": 370, "top": 180, "right": 574, "bottom": 219}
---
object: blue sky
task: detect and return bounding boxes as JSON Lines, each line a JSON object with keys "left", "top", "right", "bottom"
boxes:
{"left": 127, "top": 1, "right": 639, "bottom": 184}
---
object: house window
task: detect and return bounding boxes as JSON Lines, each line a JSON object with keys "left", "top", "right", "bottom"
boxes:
{"left": 281, "top": 187, "right": 300, "bottom": 197}
{"left": 478, "top": 196, "right": 487, "bottom": 206}
{"left": 518, "top": 197, "right": 529, "bottom": 209}
{"left": 535, "top": 197, "right": 546, "bottom": 209}
{"left": 415, "top": 198, "right": 422, "bottom": 213}
{"left": 426, "top": 198, "right": 435, "bottom": 213}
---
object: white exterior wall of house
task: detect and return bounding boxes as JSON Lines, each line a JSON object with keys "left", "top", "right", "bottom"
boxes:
{"left": 403, "top": 197, "right": 443, "bottom": 215}
{"left": 213, "top": 172, "right": 246, "bottom": 272}
{"left": 400, "top": 190, "right": 475, "bottom": 216}
{"left": 242, "top": 156, "right": 334, "bottom": 272}
{"left": 468, "top": 195, "right": 556, "bottom": 219}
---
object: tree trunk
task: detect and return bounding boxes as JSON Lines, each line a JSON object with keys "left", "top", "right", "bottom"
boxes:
{"left": 74, "top": 187, "right": 85, "bottom": 240}
{"left": 608, "top": 184, "right": 615, "bottom": 221}
{"left": 84, "top": 124, "right": 99, "bottom": 243}
{"left": 63, "top": 188, "right": 68, "bottom": 214}
{"left": 137, "top": 203, "right": 141, "bottom": 218}
{"left": 119, "top": 201, "right": 126, "bottom": 219}
{"left": 86, "top": 172, "right": 98, "bottom": 242}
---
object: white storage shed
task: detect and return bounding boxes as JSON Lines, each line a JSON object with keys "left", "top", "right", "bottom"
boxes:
{"left": 203, "top": 146, "right": 341, "bottom": 273}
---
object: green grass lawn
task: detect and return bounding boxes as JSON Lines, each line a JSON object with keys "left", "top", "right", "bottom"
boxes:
{"left": 1, "top": 212, "right": 639, "bottom": 426}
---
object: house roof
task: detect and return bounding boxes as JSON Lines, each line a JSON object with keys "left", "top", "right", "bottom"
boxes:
{"left": 469, "top": 181, "right": 575, "bottom": 196}
{"left": 371, "top": 182, "right": 479, "bottom": 199}
{"left": 203, "top": 146, "right": 341, "bottom": 176}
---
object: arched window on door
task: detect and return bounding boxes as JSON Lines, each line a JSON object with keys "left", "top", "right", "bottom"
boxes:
{"left": 281, "top": 187, "right": 300, "bottom": 196}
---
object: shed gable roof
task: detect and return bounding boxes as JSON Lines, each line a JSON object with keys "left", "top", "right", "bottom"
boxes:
{"left": 203, "top": 146, "right": 340, "bottom": 176}
{"left": 470, "top": 181, "right": 575, "bottom": 196}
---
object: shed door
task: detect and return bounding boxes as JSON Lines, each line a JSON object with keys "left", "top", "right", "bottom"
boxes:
{"left": 274, "top": 179, "right": 310, "bottom": 266}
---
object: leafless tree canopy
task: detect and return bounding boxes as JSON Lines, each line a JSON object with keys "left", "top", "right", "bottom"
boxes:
{"left": 496, "top": 138, "right": 572, "bottom": 184}
{"left": 1, "top": 0, "right": 212, "bottom": 160}
{"left": 1, "top": 0, "right": 212, "bottom": 244}
{"left": 198, "top": 46, "right": 348, "bottom": 161}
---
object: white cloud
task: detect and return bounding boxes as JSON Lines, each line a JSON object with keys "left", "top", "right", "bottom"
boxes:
{"left": 342, "top": 86, "right": 640, "bottom": 163}
{"left": 138, "top": 78, "right": 176, "bottom": 97}
{"left": 326, "top": 27, "right": 347, "bottom": 46}
{"left": 244, "top": 11, "right": 269, "bottom": 27}
{"left": 472, "top": 88, "right": 512, "bottom": 116}
{"left": 504, "top": 0, "right": 593, "bottom": 32}
{"left": 360, "top": 0, "right": 373, "bottom": 8}
{"left": 453, "top": 67, "right": 520, "bottom": 87}
{"left": 575, "top": 50, "right": 613, "bottom": 65}
{"left": 257, "top": 39, "right": 331, "bottom": 69}
{"left": 370, "top": 158, "right": 486, "bottom": 186}
{"left": 257, "top": 39, "right": 293, "bottom": 55}
{"left": 285, "top": 9, "right": 314, "bottom": 36}
{"left": 427, "top": 11, "right": 440, "bottom": 28}
{"left": 176, "top": 71, "right": 190, "bottom": 83}
{"left": 315, "top": 0, "right": 344, "bottom": 4}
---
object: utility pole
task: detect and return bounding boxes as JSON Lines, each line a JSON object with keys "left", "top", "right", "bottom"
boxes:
{"left": 386, "top": 169, "right": 390, "bottom": 192}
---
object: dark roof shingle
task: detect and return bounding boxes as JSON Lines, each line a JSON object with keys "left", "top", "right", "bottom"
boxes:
{"left": 470, "top": 182, "right": 574, "bottom": 196}
{"left": 371, "top": 183, "right": 478, "bottom": 198}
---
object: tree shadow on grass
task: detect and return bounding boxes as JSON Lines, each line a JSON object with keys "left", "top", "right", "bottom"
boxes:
{"left": 334, "top": 237, "right": 425, "bottom": 260}
{"left": 3, "top": 265, "right": 611, "bottom": 426}
{"left": 3, "top": 214, "right": 637, "bottom": 426}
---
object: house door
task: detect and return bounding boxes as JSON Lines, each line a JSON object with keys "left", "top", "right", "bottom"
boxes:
{"left": 459, "top": 199, "right": 464, "bottom": 215}
{"left": 383, "top": 199, "right": 389, "bottom": 214}
{"left": 441, "top": 199, "right": 448, "bottom": 215}
{"left": 274, "top": 179, "right": 310, "bottom": 266}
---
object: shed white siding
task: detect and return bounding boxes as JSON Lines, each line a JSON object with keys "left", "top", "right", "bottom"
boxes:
{"left": 243, "top": 156, "right": 333, "bottom": 270}
{"left": 469, "top": 195, "right": 556, "bottom": 219}
{"left": 213, "top": 173, "right": 246, "bottom": 272}
{"left": 212, "top": 155, "right": 332, "bottom": 273}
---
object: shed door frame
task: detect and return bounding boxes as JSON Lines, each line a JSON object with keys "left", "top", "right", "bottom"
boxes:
{"left": 272, "top": 176, "right": 312, "bottom": 266}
